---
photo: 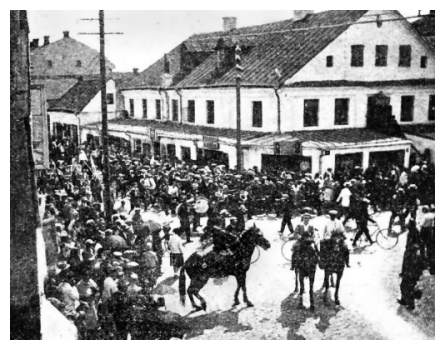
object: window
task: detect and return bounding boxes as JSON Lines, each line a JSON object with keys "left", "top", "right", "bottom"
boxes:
{"left": 428, "top": 95, "right": 435, "bottom": 121}
{"left": 76, "top": 60, "right": 82, "bottom": 67}
{"left": 106, "top": 93, "right": 114, "bottom": 105}
{"left": 47, "top": 60, "right": 53, "bottom": 68}
{"left": 134, "top": 139, "right": 142, "bottom": 153}
{"left": 187, "top": 100, "right": 195, "bottom": 123}
{"left": 375, "top": 45, "right": 388, "bottom": 67}
{"left": 420, "top": 56, "right": 428, "bottom": 68}
{"left": 400, "top": 95, "right": 414, "bottom": 122}
{"left": 206, "top": 100, "right": 215, "bottom": 124}
{"left": 172, "top": 99, "right": 178, "bottom": 121}
{"left": 155, "top": 99, "right": 161, "bottom": 119}
{"left": 142, "top": 99, "right": 147, "bottom": 119}
{"left": 399, "top": 45, "right": 411, "bottom": 67}
{"left": 351, "top": 45, "right": 364, "bottom": 67}
{"left": 303, "top": 99, "right": 319, "bottom": 127}
{"left": 252, "top": 101, "right": 263, "bottom": 127}
{"left": 129, "top": 99, "right": 134, "bottom": 117}
{"left": 326, "top": 55, "right": 333, "bottom": 67}
{"left": 334, "top": 98, "right": 349, "bottom": 125}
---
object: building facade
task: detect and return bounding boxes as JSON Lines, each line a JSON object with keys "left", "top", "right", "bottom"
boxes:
{"left": 83, "top": 10, "right": 435, "bottom": 174}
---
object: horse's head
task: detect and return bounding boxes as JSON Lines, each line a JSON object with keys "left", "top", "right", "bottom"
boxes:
{"left": 242, "top": 224, "right": 271, "bottom": 250}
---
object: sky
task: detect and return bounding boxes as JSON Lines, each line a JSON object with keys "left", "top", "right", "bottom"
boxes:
{"left": 27, "top": 10, "right": 420, "bottom": 73}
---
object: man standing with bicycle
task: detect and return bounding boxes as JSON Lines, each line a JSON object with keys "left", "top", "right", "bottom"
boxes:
{"left": 352, "top": 198, "right": 376, "bottom": 247}
{"left": 388, "top": 188, "right": 407, "bottom": 233}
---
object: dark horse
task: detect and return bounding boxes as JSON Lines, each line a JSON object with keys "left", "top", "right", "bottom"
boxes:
{"left": 179, "top": 225, "right": 271, "bottom": 311}
{"left": 291, "top": 238, "right": 319, "bottom": 311}
{"left": 320, "top": 235, "right": 350, "bottom": 305}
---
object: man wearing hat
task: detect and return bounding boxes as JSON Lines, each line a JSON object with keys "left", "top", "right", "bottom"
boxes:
{"left": 279, "top": 194, "right": 294, "bottom": 237}
{"left": 322, "top": 210, "right": 345, "bottom": 241}
{"left": 389, "top": 188, "right": 407, "bottom": 233}
{"left": 177, "top": 195, "right": 192, "bottom": 243}
{"left": 352, "top": 197, "right": 376, "bottom": 247}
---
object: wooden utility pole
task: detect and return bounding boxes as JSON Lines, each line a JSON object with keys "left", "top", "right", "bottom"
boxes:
{"left": 235, "top": 44, "right": 243, "bottom": 172}
{"left": 99, "top": 10, "right": 112, "bottom": 223}
{"left": 79, "top": 11, "right": 123, "bottom": 224}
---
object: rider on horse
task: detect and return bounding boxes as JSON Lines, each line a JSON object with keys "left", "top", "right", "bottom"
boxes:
{"left": 290, "top": 210, "right": 318, "bottom": 271}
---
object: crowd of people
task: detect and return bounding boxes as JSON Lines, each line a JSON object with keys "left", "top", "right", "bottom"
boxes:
{"left": 38, "top": 136, "right": 435, "bottom": 338}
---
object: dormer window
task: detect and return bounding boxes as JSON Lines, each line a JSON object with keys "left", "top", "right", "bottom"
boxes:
{"left": 47, "top": 60, "right": 53, "bottom": 68}
{"left": 76, "top": 60, "right": 82, "bottom": 67}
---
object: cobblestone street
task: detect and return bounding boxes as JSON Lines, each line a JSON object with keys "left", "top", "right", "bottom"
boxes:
{"left": 147, "top": 211, "right": 434, "bottom": 340}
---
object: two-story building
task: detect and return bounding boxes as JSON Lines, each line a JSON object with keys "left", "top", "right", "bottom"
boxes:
{"left": 48, "top": 78, "right": 117, "bottom": 146}
{"left": 82, "top": 10, "right": 434, "bottom": 174}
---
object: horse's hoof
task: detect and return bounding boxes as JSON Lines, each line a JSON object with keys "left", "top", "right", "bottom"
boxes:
{"left": 246, "top": 301, "right": 254, "bottom": 308}
{"left": 335, "top": 300, "right": 340, "bottom": 306}
{"left": 232, "top": 301, "right": 240, "bottom": 307}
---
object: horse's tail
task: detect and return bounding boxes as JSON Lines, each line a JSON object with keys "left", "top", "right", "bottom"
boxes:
{"left": 179, "top": 267, "right": 186, "bottom": 306}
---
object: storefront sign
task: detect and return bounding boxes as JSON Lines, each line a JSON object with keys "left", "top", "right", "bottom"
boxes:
{"left": 203, "top": 136, "right": 220, "bottom": 150}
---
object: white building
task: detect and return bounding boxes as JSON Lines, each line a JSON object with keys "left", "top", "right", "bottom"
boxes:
{"left": 82, "top": 10, "right": 434, "bottom": 174}
{"left": 49, "top": 78, "right": 117, "bottom": 144}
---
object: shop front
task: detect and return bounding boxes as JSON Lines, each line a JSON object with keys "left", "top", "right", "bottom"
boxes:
{"left": 261, "top": 154, "right": 312, "bottom": 174}
{"left": 335, "top": 152, "right": 364, "bottom": 174}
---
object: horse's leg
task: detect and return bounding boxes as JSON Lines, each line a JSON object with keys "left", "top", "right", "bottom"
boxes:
{"left": 309, "top": 270, "right": 315, "bottom": 311}
{"left": 187, "top": 286, "right": 198, "bottom": 309}
{"left": 330, "top": 273, "right": 335, "bottom": 287}
{"left": 334, "top": 270, "right": 343, "bottom": 305}
{"left": 189, "top": 277, "right": 208, "bottom": 311}
{"left": 187, "top": 279, "right": 199, "bottom": 310}
{"left": 239, "top": 273, "right": 253, "bottom": 307}
{"left": 233, "top": 276, "right": 241, "bottom": 307}
{"left": 298, "top": 272, "right": 305, "bottom": 308}
{"left": 294, "top": 269, "right": 299, "bottom": 294}
{"left": 323, "top": 271, "right": 329, "bottom": 304}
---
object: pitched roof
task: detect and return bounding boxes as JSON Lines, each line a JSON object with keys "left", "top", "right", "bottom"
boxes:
{"left": 412, "top": 13, "right": 435, "bottom": 51}
{"left": 31, "top": 77, "right": 79, "bottom": 100}
{"left": 47, "top": 78, "right": 103, "bottom": 114}
{"left": 30, "top": 36, "right": 115, "bottom": 76}
{"left": 124, "top": 10, "right": 368, "bottom": 90}
{"left": 85, "top": 118, "right": 267, "bottom": 140}
{"left": 401, "top": 123, "right": 435, "bottom": 140}
{"left": 244, "top": 128, "right": 407, "bottom": 148}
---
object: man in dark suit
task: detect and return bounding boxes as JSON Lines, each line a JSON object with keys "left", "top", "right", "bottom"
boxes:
{"left": 177, "top": 196, "right": 191, "bottom": 243}
{"left": 279, "top": 194, "right": 294, "bottom": 236}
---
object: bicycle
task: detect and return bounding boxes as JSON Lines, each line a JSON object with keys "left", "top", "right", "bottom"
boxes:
{"left": 345, "top": 217, "right": 405, "bottom": 250}
{"left": 280, "top": 228, "right": 319, "bottom": 262}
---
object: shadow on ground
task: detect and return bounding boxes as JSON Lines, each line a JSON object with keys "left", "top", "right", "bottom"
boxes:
{"left": 277, "top": 290, "right": 342, "bottom": 339}
{"left": 183, "top": 307, "right": 252, "bottom": 339}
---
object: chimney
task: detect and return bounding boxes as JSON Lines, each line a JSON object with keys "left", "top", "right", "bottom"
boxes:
{"left": 293, "top": 10, "right": 314, "bottom": 21}
{"left": 161, "top": 73, "right": 172, "bottom": 88}
{"left": 43, "top": 35, "right": 50, "bottom": 45}
{"left": 133, "top": 68, "right": 139, "bottom": 75}
{"left": 30, "top": 38, "right": 39, "bottom": 49}
{"left": 223, "top": 17, "right": 237, "bottom": 31}
{"left": 63, "top": 30, "right": 70, "bottom": 38}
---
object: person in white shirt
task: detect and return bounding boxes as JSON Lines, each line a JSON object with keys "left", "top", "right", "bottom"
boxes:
{"left": 337, "top": 182, "right": 352, "bottom": 224}
{"left": 102, "top": 269, "right": 119, "bottom": 303}
{"left": 168, "top": 228, "right": 184, "bottom": 275}
{"left": 322, "top": 210, "right": 345, "bottom": 240}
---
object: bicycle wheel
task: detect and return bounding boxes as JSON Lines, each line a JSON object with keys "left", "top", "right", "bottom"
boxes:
{"left": 281, "top": 240, "right": 294, "bottom": 262}
{"left": 251, "top": 246, "right": 261, "bottom": 264}
{"left": 376, "top": 228, "right": 399, "bottom": 250}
